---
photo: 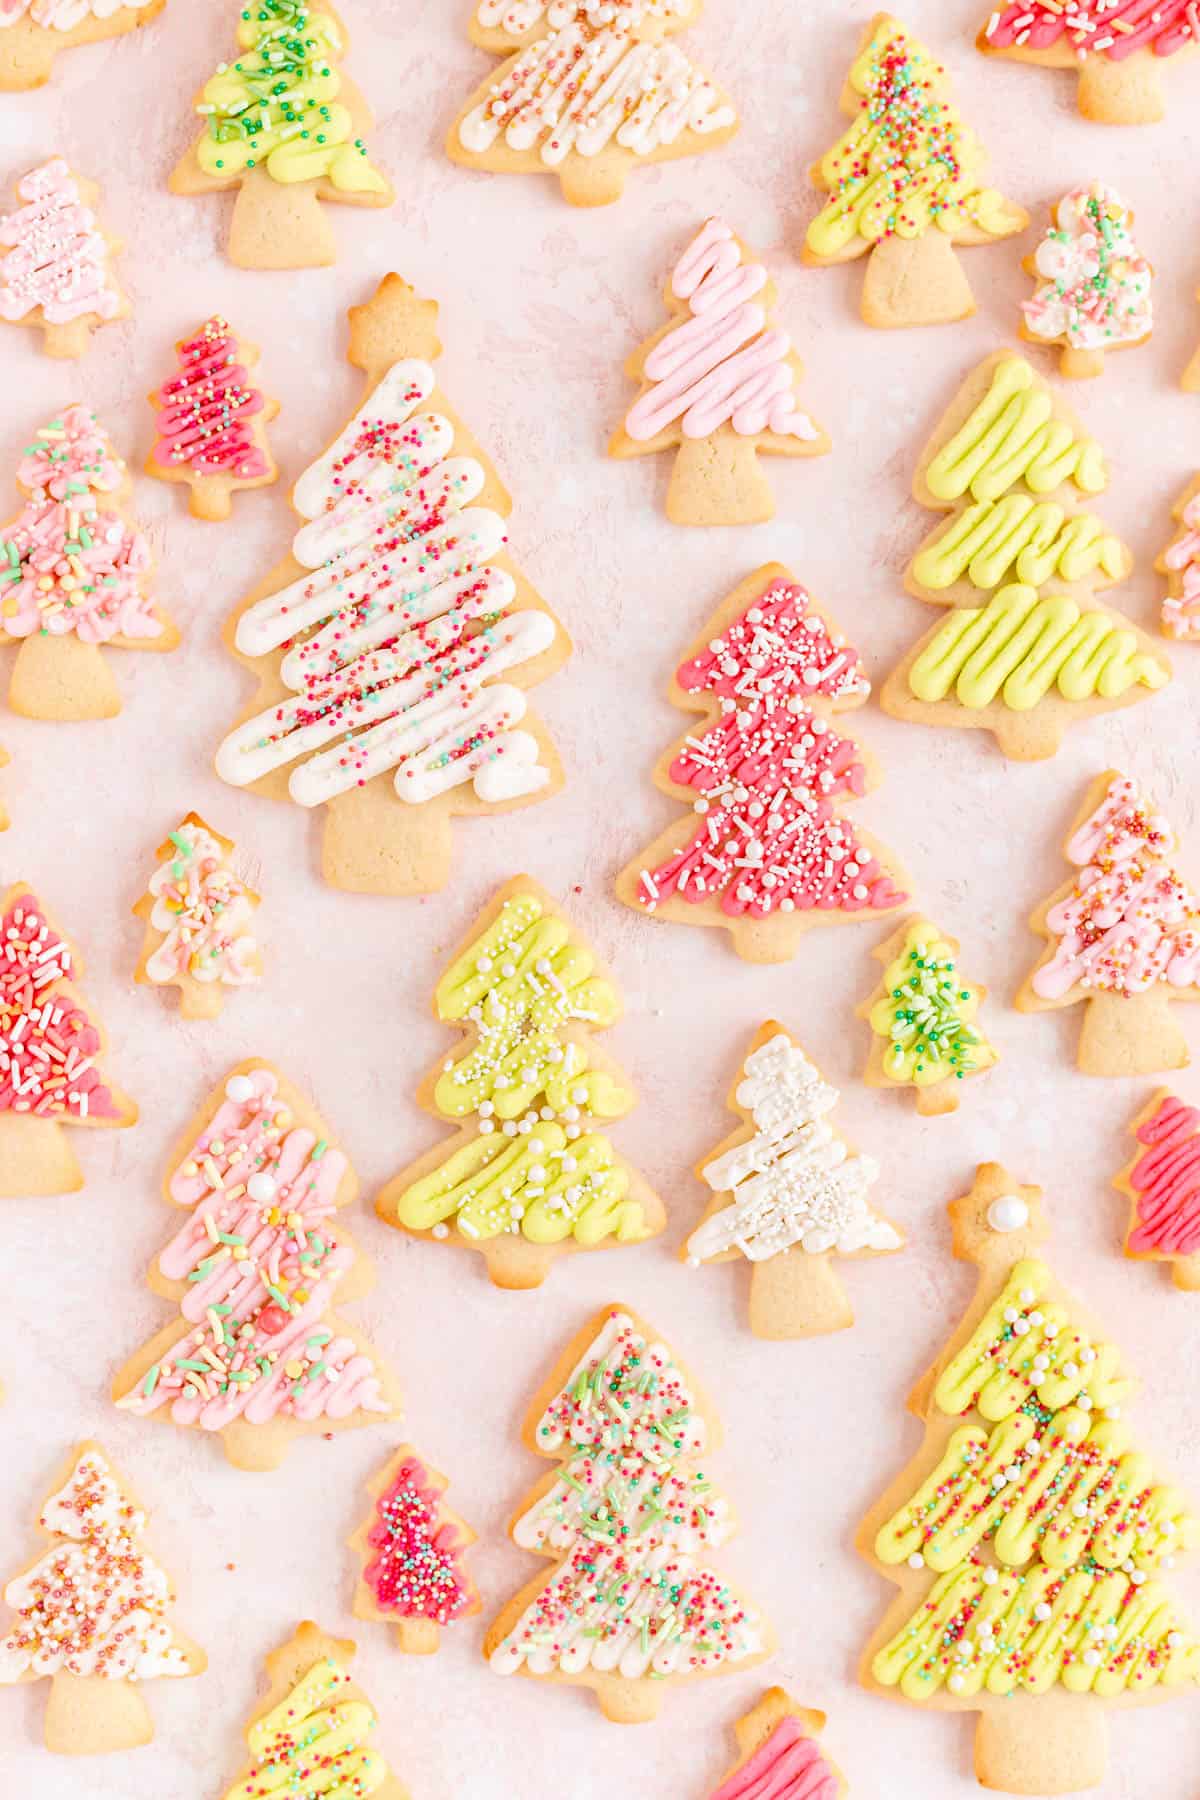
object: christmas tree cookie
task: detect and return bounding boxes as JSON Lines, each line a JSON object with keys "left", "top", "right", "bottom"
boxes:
{"left": 0, "top": 1442, "right": 204, "bottom": 1753}
{"left": 215, "top": 274, "right": 570, "bottom": 896}
{"left": 861, "top": 1164, "right": 1200, "bottom": 1795}
{"left": 377, "top": 877, "right": 664, "bottom": 1290}
{"left": 350, "top": 1445, "right": 480, "bottom": 1653}
{"left": 0, "top": 159, "right": 128, "bottom": 357}
{"left": 146, "top": 316, "right": 278, "bottom": 520}
{"left": 980, "top": 2, "right": 1199, "bottom": 126}
{"left": 881, "top": 353, "right": 1169, "bottom": 760}
{"left": 0, "top": 405, "right": 178, "bottom": 721}
{"left": 219, "top": 1622, "right": 410, "bottom": 1800}
{"left": 1156, "top": 474, "right": 1200, "bottom": 642}
{"left": 616, "top": 563, "right": 909, "bottom": 963}
{"left": 133, "top": 812, "right": 262, "bottom": 1020}
{"left": 113, "top": 1061, "right": 401, "bottom": 1471}
{"left": 0, "top": 0, "right": 164, "bottom": 91}
{"left": 805, "top": 15, "right": 1027, "bottom": 329}
{"left": 610, "top": 217, "right": 829, "bottom": 527}
{"left": 1116, "top": 1092, "right": 1200, "bottom": 1290}
{"left": 706, "top": 1689, "right": 846, "bottom": 1799}
{"left": 860, "top": 918, "right": 997, "bottom": 1115}
{"left": 485, "top": 1305, "right": 773, "bottom": 1721}
{"left": 170, "top": 1, "right": 393, "bottom": 270}
{"left": 0, "top": 883, "right": 135, "bottom": 1197}
{"left": 449, "top": 0, "right": 739, "bottom": 208}
{"left": 1017, "top": 771, "right": 1200, "bottom": 1077}
{"left": 1020, "top": 185, "right": 1152, "bottom": 379}
{"left": 686, "top": 1022, "right": 901, "bottom": 1339}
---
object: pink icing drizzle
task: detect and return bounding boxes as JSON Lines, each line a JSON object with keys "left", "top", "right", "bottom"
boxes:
{"left": 150, "top": 316, "right": 270, "bottom": 481}
{"left": 986, "top": 0, "right": 1196, "bottom": 57}
{"left": 0, "top": 893, "right": 121, "bottom": 1119}
{"left": 638, "top": 579, "right": 905, "bottom": 922}
{"left": 1033, "top": 776, "right": 1200, "bottom": 1000}
{"left": 709, "top": 1716, "right": 838, "bottom": 1800}
{"left": 625, "top": 218, "right": 817, "bottom": 442}
{"left": 1162, "top": 493, "right": 1200, "bottom": 641}
{"left": 0, "top": 159, "right": 119, "bottom": 327}
{"left": 1128, "top": 1094, "right": 1200, "bottom": 1256}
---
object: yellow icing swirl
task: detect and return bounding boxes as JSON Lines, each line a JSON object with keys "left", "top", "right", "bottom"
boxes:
{"left": 912, "top": 495, "right": 1126, "bottom": 595}
{"left": 926, "top": 358, "right": 1107, "bottom": 503}
{"left": 908, "top": 585, "right": 1168, "bottom": 713}
{"left": 224, "top": 1658, "right": 388, "bottom": 1800}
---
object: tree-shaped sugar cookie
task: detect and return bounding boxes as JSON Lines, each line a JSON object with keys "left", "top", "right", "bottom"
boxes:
{"left": 804, "top": 15, "right": 1027, "bottom": 329}
{"left": 980, "top": 3, "right": 1199, "bottom": 126}
{"left": 485, "top": 1305, "right": 773, "bottom": 1721}
{"left": 1156, "top": 474, "right": 1200, "bottom": 642}
{"left": 860, "top": 918, "right": 997, "bottom": 1116}
{"left": 1116, "top": 1091, "right": 1200, "bottom": 1291}
{"left": 113, "top": 1061, "right": 401, "bottom": 1471}
{"left": 861, "top": 1164, "right": 1200, "bottom": 1796}
{"left": 133, "top": 812, "right": 262, "bottom": 1019}
{"left": 880, "top": 353, "right": 1170, "bottom": 760}
{"left": 0, "top": 883, "right": 135, "bottom": 1197}
{"left": 0, "top": 0, "right": 164, "bottom": 92}
{"left": 616, "top": 563, "right": 909, "bottom": 963}
{"left": 215, "top": 274, "right": 570, "bottom": 896}
{"left": 706, "top": 1689, "right": 847, "bottom": 1799}
{"left": 0, "top": 405, "right": 178, "bottom": 721}
{"left": 170, "top": 1, "right": 393, "bottom": 270}
{"left": 350, "top": 1445, "right": 480, "bottom": 1654}
{"left": 0, "top": 158, "right": 128, "bottom": 358}
{"left": 220, "top": 1622, "right": 410, "bottom": 1800}
{"left": 685, "top": 1023, "right": 901, "bottom": 1340}
{"left": 377, "top": 877, "right": 664, "bottom": 1290}
{"left": 1020, "top": 185, "right": 1153, "bottom": 379}
{"left": 449, "top": 0, "right": 739, "bottom": 208}
{"left": 1017, "top": 770, "right": 1200, "bottom": 1077}
{"left": 146, "top": 316, "right": 278, "bottom": 520}
{"left": 0, "top": 1442, "right": 204, "bottom": 1753}
{"left": 609, "top": 217, "right": 829, "bottom": 527}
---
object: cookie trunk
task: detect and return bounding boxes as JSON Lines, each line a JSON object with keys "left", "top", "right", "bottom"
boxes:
{"left": 1172, "top": 1250, "right": 1200, "bottom": 1292}
{"left": 1058, "top": 345, "right": 1105, "bottom": 381}
{"left": 321, "top": 781, "right": 453, "bottom": 896}
{"left": 176, "top": 974, "right": 226, "bottom": 1022}
{"left": 974, "top": 1693, "right": 1107, "bottom": 1795}
{"left": 594, "top": 1673, "right": 663, "bottom": 1723}
{"left": 393, "top": 1616, "right": 439, "bottom": 1655}
{"left": 749, "top": 1249, "right": 853, "bottom": 1339}
{"left": 1078, "top": 990, "right": 1190, "bottom": 1078}
{"left": 188, "top": 475, "right": 235, "bottom": 522}
{"left": 1183, "top": 344, "right": 1200, "bottom": 393}
{"left": 44, "top": 1670, "right": 153, "bottom": 1755}
{"left": 0, "top": 1112, "right": 83, "bottom": 1198}
{"left": 0, "top": 21, "right": 57, "bottom": 91}
{"left": 861, "top": 231, "right": 975, "bottom": 329}
{"left": 1077, "top": 51, "right": 1165, "bottom": 126}
{"left": 228, "top": 169, "right": 337, "bottom": 270}
{"left": 40, "top": 318, "right": 93, "bottom": 361}
{"left": 666, "top": 434, "right": 774, "bottom": 527}
{"left": 8, "top": 632, "right": 121, "bottom": 721}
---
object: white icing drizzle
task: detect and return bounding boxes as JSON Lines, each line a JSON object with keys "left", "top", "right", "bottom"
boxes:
{"left": 688, "top": 1034, "right": 897, "bottom": 1261}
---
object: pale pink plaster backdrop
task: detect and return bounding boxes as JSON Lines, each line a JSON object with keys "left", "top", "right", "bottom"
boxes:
{"left": 2, "top": 2, "right": 1200, "bottom": 1796}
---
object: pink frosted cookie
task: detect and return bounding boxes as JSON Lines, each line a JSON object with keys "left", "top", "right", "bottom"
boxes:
{"left": 146, "top": 316, "right": 279, "bottom": 520}
{"left": 1020, "top": 184, "right": 1152, "bottom": 379}
{"left": 1157, "top": 474, "right": 1200, "bottom": 641}
{"left": 0, "top": 159, "right": 128, "bottom": 358}
{"left": 0, "top": 0, "right": 165, "bottom": 92}
{"left": 706, "top": 1691, "right": 846, "bottom": 1799}
{"left": 133, "top": 812, "right": 262, "bottom": 1020}
{"left": 350, "top": 1445, "right": 480, "bottom": 1654}
{"left": 1117, "top": 1090, "right": 1200, "bottom": 1290}
{"left": 979, "top": 1, "right": 1199, "bottom": 126}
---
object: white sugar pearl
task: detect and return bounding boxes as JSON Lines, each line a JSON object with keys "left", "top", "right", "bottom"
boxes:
{"left": 982, "top": 1568, "right": 999, "bottom": 1586}
{"left": 1013, "top": 1318, "right": 1031, "bottom": 1336}
{"left": 907, "top": 1552, "right": 925, "bottom": 1570}
{"left": 1033, "top": 1355, "right": 1050, "bottom": 1373}
{"left": 948, "top": 1674, "right": 965, "bottom": 1693}
{"left": 988, "top": 1195, "right": 1029, "bottom": 1233}
{"left": 1028, "top": 1311, "right": 1044, "bottom": 1327}
{"left": 1168, "top": 1632, "right": 1184, "bottom": 1649}
{"left": 1043, "top": 1322, "right": 1059, "bottom": 1339}
{"left": 1080, "top": 1347, "right": 1097, "bottom": 1365}
{"left": 432, "top": 1223, "right": 449, "bottom": 1240}
{"left": 1073, "top": 1501, "right": 1089, "bottom": 1518}
{"left": 225, "top": 1074, "right": 255, "bottom": 1104}
{"left": 1003, "top": 1307, "right": 1019, "bottom": 1324}
{"left": 247, "top": 1173, "right": 276, "bottom": 1204}
{"left": 1034, "top": 1603, "right": 1052, "bottom": 1622}
{"left": 1083, "top": 1649, "right": 1102, "bottom": 1668}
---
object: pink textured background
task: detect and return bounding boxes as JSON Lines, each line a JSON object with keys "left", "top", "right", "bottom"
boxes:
{"left": 4, "top": 1, "right": 1200, "bottom": 1795}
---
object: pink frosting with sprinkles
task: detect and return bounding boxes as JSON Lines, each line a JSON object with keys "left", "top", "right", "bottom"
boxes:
{"left": 0, "top": 159, "right": 120, "bottom": 327}
{"left": 150, "top": 316, "right": 270, "bottom": 481}
{"left": 363, "top": 1455, "right": 474, "bottom": 1628}
{"left": 0, "top": 893, "right": 121, "bottom": 1120}
{"left": 986, "top": 1, "right": 1197, "bottom": 60}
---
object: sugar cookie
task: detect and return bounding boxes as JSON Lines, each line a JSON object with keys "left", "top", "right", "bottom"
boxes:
{"left": 1116, "top": 1091, "right": 1200, "bottom": 1290}
{"left": 1156, "top": 474, "right": 1200, "bottom": 642}
{"left": 350, "top": 1445, "right": 480, "bottom": 1654}
{"left": 860, "top": 917, "right": 997, "bottom": 1115}
{"left": 0, "top": 159, "right": 129, "bottom": 358}
{"left": 980, "top": 2, "right": 1199, "bottom": 126}
{"left": 0, "top": 0, "right": 164, "bottom": 92}
{"left": 1020, "top": 185, "right": 1152, "bottom": 379}
{"left": 132, "top": 812, "right": 262, "bottom": 1019}
{"left": 146, "top": 316, "right": 278, "bottom": 520}
{"left": 705, "top": 1689, "right": 847, "bottom": 1799}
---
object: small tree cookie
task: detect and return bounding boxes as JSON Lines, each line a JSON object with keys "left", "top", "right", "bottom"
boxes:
{"left": 0, "top": 159, "right": 128, "bottom": 358}
{"left": 350, "top": 1445, "right": 480, "bottom": 1654}
{"left": 1020, "top": 186, "right": 1152, "bottom": 380}
{"left": 860, "top": 918, "right": 997, "bottom": 1116}
{"left": 0, "top": 0, "right": 164, "bottom": 92}
{"left": 980, "top": 3, "right": 1199, "bottom": 127}
{"left": 805, "top": 15, "right": 1027, "bottom": 329}
{"left": 1184, "top": 305, "right": 1200, "bottom": 391}
{"left": 861, "top": 1163, "right": 1200, "bottom": 1796}
{"left": 617, "top": 563, "right": 909, "bottom": 963}
{"left": 1017, "top": 770, "right": 1200, "bottom": 1077}
{"left": 449, "top": 1, "right": 739, "bottom": 208}
{"left": 215, "top": 274, "right": 570, "bottom": 896}
{"left": 220, "top": 1622, "right": 410, "bottom": 1800}
{"left": 377, "top": 877, "right": 665, "bottom": 1290}
{"left": 686, "top": 1023, "right": 901, "bottom": 1340}
{"left": 0, "top": 1442, "right": 204, "bottom": 1754}
{"left": 1157, "top": 474, "right": 1200, "bottom": 642}
{"left": 706, "top": 1689, "right": 847, "bottom": 1799}
{"left": 1115, "top": 1091, "right": 1200, "bottom": 1291}
{"left": 610, "top": 217, "right": 829, "bottom": 527}
{"left": 170, "top": 1, "right": 393, "bottom": 270}
{"left": 113, "top": 1061, "right": 401, "bottom": 1471}
{"left": 0, "top": 405, "right": 178, "bottom": 721}
{"left": 0, "top": 883, "right": 135, "bottom": 1197}
{"left": 485, "top": 1305, "right": 773, "bottom": 1721}
{"left": 133, "top": 812, "right": 262, "bottom": 1020}
{"left": 146, "top": 316, "right": 278, "bottom": 520}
